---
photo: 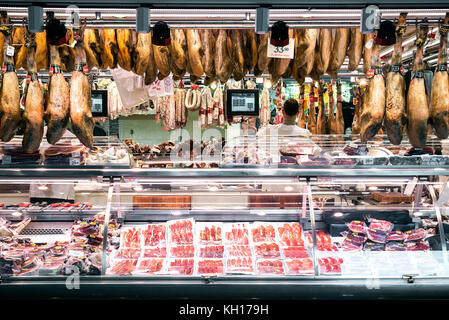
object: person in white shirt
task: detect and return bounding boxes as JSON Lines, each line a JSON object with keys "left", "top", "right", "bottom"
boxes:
{"left": 257, "top": 99, "right": 312, "bottom": 136}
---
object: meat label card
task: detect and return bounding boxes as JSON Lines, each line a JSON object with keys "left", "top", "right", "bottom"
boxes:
{"left": 267, "top": 38, "right": 295, "bottom": 59}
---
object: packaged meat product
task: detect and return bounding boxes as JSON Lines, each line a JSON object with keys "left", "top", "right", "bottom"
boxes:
{"left": 366, "top": 228, "right": 388, "bottom": 244}
{"left": 369, "top": 219, "right": 393, "bottom": 232}
{"left": 196, "top": 223, "right": 223, "bottom": 244}
{"left": 385, "top": 241, "right": 406, "bottom": 251}
{"left": 121, "top": 227, "right": 142, "bottom": 248}
{"left": 347, "top": 220, "right": 367, "bottom": 234}
{"left": 143, "top": 247, "right": 167, "bottom": 258}
{"left": 277, "top": 222, "right": 304, "bottom": 246}
{"left": 341, "top": 232, "right": 367, "bottom": 244}
{"left": 386, "top": 230, "right": 406, "bottom": 241}
{"left": 279, "top": 143, "right": 317, "bottom": 156}
{"left": 225, "top": 245, "right": 253, "bottom": 257}
{"left": 406, "top": 240, "right": 431, "bottom": 251}
{"left": 285, "top": 258, "right": 314, "bottom": 275}
{"left": 110, "top": 259, "right": 138, "bottom": 275}
{"left": 136, "top": 258, "right": 165, "bottom": 274}
{"left": 224, "top": 223, "right": 250, "bottom": 245}
{"left": 405, "top": 228, "right": 427, "bottom": 242}
{"left": 317, "top": 243, "right": 339, "bottom": 252}
{"left": 254, "top": 243, "right": 281, "bottom": 258}
{"left": 363, "top": 241, "right": 385, "bottom": 251}
{"left": 318, "top": 257, "right": 342, "bottom": 274}
{"left": 196, "top": 259, "right": 224, "bottom": 275}
{"left": 343, "top": 143, "right": 368, "bottom": 156}
{"left": 251, "top": 223, "right": 277, "bottom": 243}
{"left": 198, "top": 245, "right": 224, "bottom": 258}
{"left": 169, "top": 245, "right": 195, "bottom": 258}
{"left": 116, "top": 248, "right": 141, "bottom": 259}
{"left": 225, "top": 257, "right": 254, "bottom": 274}
{"left": 341, "top": 238, "right": 363, "bottom": 251}
{"left": 256, "top": 259, "right": 285, "bottom": 275}
{"left": 305, "top": 230, "right": 332, "bottom": 247}
{"left": 168, "top": 218, "right": 194, "bottom": 245}
{"left": 166, "top": 258, "right": 194, "bottom": 275}
{"left": 142, "top": 224, "right": 167, "bottom": 246}
{"left": 281, "top": 246, "right": 310, "bottom": 259}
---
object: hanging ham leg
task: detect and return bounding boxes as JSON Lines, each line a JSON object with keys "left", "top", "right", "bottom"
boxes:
{"left": 316, "top": 81, "right": 327, "bottom": 134}
{"left": 116, "top": 29, "right": 133, "bottom": 71}
{"left": 0, "top": 14, "right": 21, "bottom": 142}
{"left": 348, "top": 28, "right": 363, "bottom": 71}
{"left": 352, "top": 85, "right": 363, "bottom": 134}
{"left": 144, "top": 31, "right": 157, "bottom": 85}
{"left": 13, "top": 27, "right": 27, "bottom": 70}
{"left": 327, "top": 82, "right": 335, "bottom": 134}
{"left": 45, "top": 45, "right": 70, "bottom": 144}
{"left": 133, "top": 32, "right": 151, "bottom": 76}
{"left": 363, "top": 33, "right": 374, "bottom": 74}
{"left": 35, "top": 30, "right": 48, "bottom": 70}
{"left": 254, "top": 33, "right": 271, "bottom": 76}
{"left": 215, "top": 30, "right": 233, "bottom": 83}
{"left": 231, "top": 29, "right": 247, "bottom": 81}
{"left": 327, "top": 28, "right": 350, "bottom": 78}
{"left": 430, "top": 13, "right": 449, "bottom": 139}
{"left": 335, "top": 80, "right": 345, "bottom": 134}
{"left": 385, "top": 13, "right": 407, "bottom": 145}
{"left": 311, "top": 28, "right": 333, "bottom": 80}
{"left": 407, "top": 22, "right": 430, "bottom": 148}
{"left": 298, "top": 84, "right": 307, "bottom": 129}
{"left": 83, "top": 28, "right": 102, "bottom": 71}
{"left": 170, "top": 29, "right": 187, "bottom": 80}
{"left": 199, "top": 29, "right": 215, "bottom": 85}
{"left": 292, "top": 28, "right": 318, "bottom": 84}
{"left": 185, "top": 29, "right": 204, "bottom": 82}
{"left": 308, "top": 83, "right": 317, "bottom": 134}
{"left": 359, "top": 42, "right": 385, "bottom": 142}
{"left": 99, "top": 29, "right": 118, "bottom": 69}
{"left": 22, "top": 33, "right": 44, "bottom": 153}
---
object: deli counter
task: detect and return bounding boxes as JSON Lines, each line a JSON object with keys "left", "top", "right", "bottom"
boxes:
{"left": 0, "top": 135, "right": 449, "bottom": 300}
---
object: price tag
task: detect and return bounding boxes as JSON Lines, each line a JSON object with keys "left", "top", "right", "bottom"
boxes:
{"left": 365, "top": 38, "right": 374, "bottom": 50}
{"left": 70, "top": 40, "right": 77, "bottom": 48}
{"left": 2, "top": 155, "right": 11, "bottom": 165}
{"left": 267, "top": 38, "right": 295, "bottom": 59}
{"left": 72, "top": 151, "right": 80, "bottom": 158}
{"left": 70, "top": 158, "right": 81, "bottom": 166}
{"left": 6, "top": 45, "right": 14, "bottom": 57}
{"left": 363, "top": 157, "right": 374, "bottom": 165}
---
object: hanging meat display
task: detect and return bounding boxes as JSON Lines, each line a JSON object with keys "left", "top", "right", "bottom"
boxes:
{"left": 327, "top": 28, "right": 350, "bottom": 78}
{"left": 83, "top": 28, "right": 102, "bottom": 71}
{"left": 245, "top": 30, "right": 258, "bottom": 74}
{"left": 385, "top": 13, "right": 407, "bottom": 145}
{"left": 116, "top": 29, "right": 133, "bottom": 71}
{"left": 185, "top": 29, "right": 204, "bottom": 82}
{"left": 35, "top": 30, "right": 48, "bottom": 70}
{"left": 297, "top": 84, "right": 307, "bottom": 129}
{"left": 292, "top": 28, "right": 318, "bottom": 84}
{"left": 69, "top": 24, "right": 94, "bottom": 149}
{"left": 311, "top": 28, "right": 333, "bottom": 80}
{"left": 351, "top": 85, "right": 363, "bottom": 134}
{"left": 59, "top": 29, "right": 75, "bottom": 72}
{"left": 430, "top": 13, "right": 449, "bottom": 140}
{"left": 144, "top": 32, "right": 157, "bottom": 85}
{"left": 170, "top": 29, "right": 187, "bottom": 80}
{"left": 269, "top": 29, "right": 294, "bottom": 85}
{"left": 174, "top": 87, "right": 187, "bottom": 128}
{"left": 316, "top": 81, "right": 327, "bottom": 134}
{"left": 215, "top": 30, "right": 233, "bottom": 83}
{"left": 363, "top": 33, "right": 374, "bottom": 75}
{"left": 133, "top": 32, "right": 151, "bottom": 76}
{"left": 259, "top": 88, "right": 271, "bottom": 127}
{"left": 335, "top": 80, "right": 345, "bottom": 134}
{"left": 99, "top": 28, "right": 118, "bottom": 69}
{"left": 231, "top": 29, "right": 247, "bottom": 81}
{"left": 13, "top": 26, "right": 27, "bottom": 70}
{"left": 254, "top": 33, "right": 271, "bottom": 77}
{"left": 407, "top": 21, "right": 430, "bottom": 148}
{"left": 199, "top": 29, "right": 215, "bottom": 85}
{"left": 327, "top": 82, "right": 335, "bottom": 134}
{"left": 348, "top": 28, "right": 363, "bottom": 71}
{"left": 0, "top": 12, "right": 21, "bottom": 142}
{"left": 22, "top": 33, "right": 44, "bottom": 153}
{"left": 308, "top": 83, "right": 317, "bottom": 134}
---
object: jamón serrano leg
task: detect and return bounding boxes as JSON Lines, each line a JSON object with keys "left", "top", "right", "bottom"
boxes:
{"left": 335, "top": 80, "right": 345, "bottom": 134}
{"left": 316, "top": 81, "right": 327, "bottom": 134}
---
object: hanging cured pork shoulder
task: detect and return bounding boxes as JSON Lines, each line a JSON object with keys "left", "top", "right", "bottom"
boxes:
{"left": 45, "top": 45, "right": 70, "bottom": 144}
{"left": 310, "top": 28, "right": 333, "bottom": 81}
{"left": 144, "top": 32, "right": 157, "bottom": 85}
{"left": 327, "top": 28, "right": 350, "bottom": 78}
{"left": 215, "top": 30, "right": 233, "bottom": 83}
{"left": 185, "top": 29, "right": 204, "bottom": 82}
{"left": 99, "top": 29, "right": 118, "bottom": 69}
{"left": 407, "top": 23, "right": 430, "bottom": 148}
{"left": 13, "top": 27, "right": 27, "bottom": 70}
{"left": 83, "top": 28, "right": 102, "bottom": 71}
{"left": 327, "top": 82, "right": 335, "bottom": 134}
{"left": 316, "top": 81, "right": 327, "bottom": 134}
{"left": 35, "top": 30, "right": 48, "bottom": 70}
{"left": 231, "top": 29, "right": 247, "bottom": 81}
{"left": 22, "top": 33, "right": 44, "bottom": 153}
{"left": 352, "top": 85, "right": 363, "bottom": 134}
{"left": 298, "top": 84, "right": 307, "bottom": 129}
{"left": 170, "top": 29, "right": 187, "bottom": 80}
{"left": 269, "top": 29, "right": 294, "bottom": 85}
{"left": 254, "top": 33, "right": 271, "bottom": 76}
{"left": 69, "top": 27, "right": 94, "bottom": 148}
{"left": 0, "top": 14, "right": 21, "bottom": 142}
{"left": 59, "top": 29, "right": 75, "bottom": 72}
{"left": 116, "top": 29, "right": 133, "bottom": 71}
{"left": 385, "top": 13, "right": 407, "bottom": 145}
{"left": 199, "top": 29, "right": 215, "bottom": 85}
{"left": 308, "top": 83, "right": 318, "bottom": 134}
{"left": 245, "top": 29, "right": 258, "bottom": 74}
{"left": 133, "top": 32, "right": 151, "bottom": 76}
{"left": 348, "top": 28, "right": 363, "bottom": 71}
{"left": 335, "top": 81, "right": 345, "bottom": 134}
{"left": 363, "top": 33, "right": 374, "bottom": 74}
{"left": 359, "top": 41, "right": 385, "bottom": 143}
{"left": 292, "top": 28, "right": 318, "bottom": 84}
{"left": 430, "top": 13, "right": 449, "bottom": 139}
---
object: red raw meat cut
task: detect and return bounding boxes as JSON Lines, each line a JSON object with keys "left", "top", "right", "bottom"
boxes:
{"left": 251, "top": 224, "right": 276, "bottom": 243}
{"left": 282, "top": 246, "right": 310, "bottom": 259}
{"left": 279, "top": 144, "right": 317, "bottom": 156}
{"left": 142, "top": 224, "right": 166, "bottom": 246}
{"left": 254, "top": 243, "right": 280, "bottom": 258}
{"left": 168, "top": 219, "right": 194, "bottom": 245}
{"left": 143, "top": 247, "right": 167, "bottom": 258}
{"left": 369, "top": 219, "right": 393, "bottom": 232}
{"left": 199, "top": 245, "right": 224, "bottom": 258}
{"left": 306, "top": 230, "right": 332, "bottom": 246}
{"left": 121, "top": 227, "right": 141, "bottom": 248}
{"left": 342, "top": 232, "right": 367, "bottom": 244}
{"left": 137, "top": 259, "right": 164, "bottom": 273}
{"left": 317, "top": 243, "right": 339, "bottom": 252}
{"left": 363, "top": 241, "right": 385, "bottom": 251}
{"left": 110, "top": 259, "right": 137, "bottom": 275}
{"left": 385, "top": 241, "right": 406, "bottom": 251}
{"left": 318, "top": 257, "right": 342, "bottom": 274}
{"left": 197, "top": 259, "right": 224, "bottom": 275}
{"left": 386, "top": 230, "right": 406, "bottom": 241}
{"left": 285, "top": 258, "right": 314, "bottom": 275}
{"left": 226, "top": 257, "right": 254, "bottom": 273}
{"left": 366, "top": 228, "right": 388, "bottom": 243}
{"left": 343, "top": 143, "right": 368, "bottom": 155}
{"left": 347, "top": 220, "right": 366, "bottom": 234}
{"left": 277, "top": 223, "right": 304, "bottom": 246}
{"left": 167, "top": 259, "right": 194, "bottom": 275}
{"left": 117, "top": 248, "right": 141, "bottom": 259}
{"left": 198, "top": 224, "right": 222, "bottom": 244}
{"left": 404, "top": 228, "right": 426, "bottom": 242}
{"left": 256, "top": 260, "right": 285, "bottom": 275}
{"left": 170, "top": 245, "right": 195, "bottom": 258}
{"left": 341, "top": 238, "right": 363, "bottom": 251}
{"left": 225, "top": 224, "right": 250, "bottom": 245}
{"left": 225, "top": 245, "right": 252, "bottom": 257}
{"left": 406, "top": 240, "right": 430, "bottom": 251}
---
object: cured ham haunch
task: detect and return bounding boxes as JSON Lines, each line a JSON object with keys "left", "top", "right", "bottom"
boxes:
{"left": 133, "top": 32, "right": 151, "bottom": 76}
{"left": 116, "top": 29, "right": 133, "bottom": 71}
{"left": 170, "top": 29, "right": 187, "bottom": 80}
{"left": 292, "top": 29, "right": 317, "bottom": 84}
{"left": 335, "top": 81, "right": 345, "bottom": 134}
{"left": 199, "top": 29, "right": 215, "bottom": 85}
{"left": 35, "top": 30, "right": 48, "bottom": 70}
{"left": 185, "top": 29, "right": 204, "bottom": 82}
{"left": 327, "top": 28, "right": 350, "bottom": 78}
{"left": 254, "top": 33, "right": 271, "bottom": 76}
{"left": 215, "top": 30, "right": 233, "bottom": 83}
{"left": 13, "top": 27, "right": 27, "bottom": 70}
{"left": 347, "top": 28, "right": 363, "bottom": 71}
{"left": 144, "top": 32, "right": 157, "bottom": 85}
{"left": 99, "top": 29, "right": 118, "bottom": 69}
{"left": 363, "top": 33, "right": 373, "bottom": 74}
{"left": 316, "top": 81, "right": 327, "bottom": 134}
{"left": 311, "top": 28, "right": 332, "bottom": 79}
{"left": 83, "top": 28, "right": 102, "bottom": 71}
{"left": 231, "top": 29, "right": 247, "bottom": 81}
{"left": 351, "top": 85, "right": 363, "bottom": 134}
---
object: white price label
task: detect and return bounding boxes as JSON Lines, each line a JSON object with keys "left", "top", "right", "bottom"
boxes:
{"left": 72, "top": 151, "right": 80, "bottom": 158}
{"left": 365, "top": 39, "right": 374, "bottom": 50}
{"left": 267, "top": 38, "right": 295, "bottom": 59}
{"left": 70, "top": 40, "right": 77, "bottom": 48}
{"left": 2, "top": 155, "right": 11, "bottom": 165}
{"left": 70, "top": 158, "right": 81, "bottom": 166}
{"left": 6, "top": 45, "right": 14, "bottom": 57}
{"left": 299, "top": 155, "right": 309, "bottom": 163}
{"left": 363, "top": 157, "right": 374, "bottom": 165}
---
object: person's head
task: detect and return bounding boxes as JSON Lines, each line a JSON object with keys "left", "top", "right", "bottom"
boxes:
{"left": 282, "top": 98, "right": 300, "bottom": 119}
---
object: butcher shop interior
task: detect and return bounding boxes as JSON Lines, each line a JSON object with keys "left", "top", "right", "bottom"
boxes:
{"left": 2, "top": 0, "right": 449, "bottom": 303}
